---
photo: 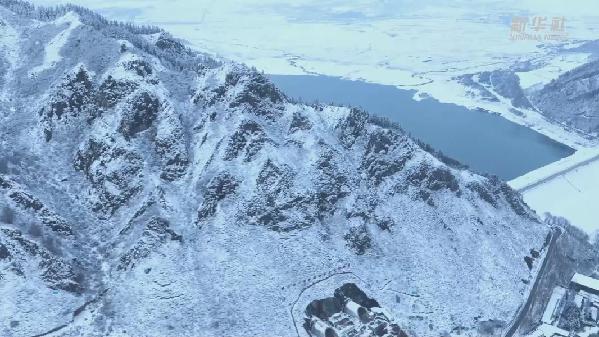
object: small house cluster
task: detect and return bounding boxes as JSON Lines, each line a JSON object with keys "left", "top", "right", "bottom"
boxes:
{"left": 307, "top": 300, "right": 405, "bottom": 337}
{"left": 304, "top": 283, "right": 408, "bottom": 337}
{"left": 529, "top": 273, "right": 599, "bottom": 337}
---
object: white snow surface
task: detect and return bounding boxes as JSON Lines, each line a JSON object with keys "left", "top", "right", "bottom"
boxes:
{"left": 516, "top": 53, "right": 592, "bottom": 90}
{"left": 571, "top": 273, "right": 599, "bottom": 291}
{"left": 509, "top": 146, "right": 599, "bottom": 238}
{"left": 0, "top": 5, "right": 554, "bottom": 337}
{"left": 0, "top": 7, "right": 19, "bottom": 103}
{"left": 30, "top": 11, "right": 81, "bottom": 75}
{"left": 526, "top": 323, "right": 569, "bottom": 337}
{"left": 510, "top": 147, "right": 599, "bottom": 192}
{"left": 541, "top": 286, "right": 565, "bottom": 324}
{"left": 516, "top": 155, "right": 599, "bottom": 237}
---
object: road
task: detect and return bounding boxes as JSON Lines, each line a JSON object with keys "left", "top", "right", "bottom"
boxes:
{"left": 516, "top": 153, "right": 599, "bottom": 193}
{"left": 288, "top": 229, "right": 561, "bottom": 337}
{"left": 503, "top": 228, "right": 561, "bottom": 337}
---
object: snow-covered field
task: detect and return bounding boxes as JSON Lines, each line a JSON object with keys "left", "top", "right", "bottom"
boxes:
{"left": 510, "top": 147, "right": 599, "bottom": 192}
{"left": 516, "top": 52, "right": 593, "bottom": 91}
{"left": 509, "top": 146, "right": 599, "bottom": 237}
{"left": 511, "top": 154, "right": 599, "bottom": 237}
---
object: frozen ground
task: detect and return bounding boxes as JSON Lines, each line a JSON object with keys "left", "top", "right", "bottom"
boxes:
{"left": 510, "top": 148, "right": 599, "bottom": 192}
{"left": 526, "top": 323, "right": 569, "bottom": 337}
{"left": 510, "top": 153, "right": 599, "bottom": 237}
{"left": 29, "top": 11, "right": 81, "bottom": 75}
{"left": 509, "top": 147, "right": 599, "bottom": 238}
{"left": 516, "top": 53, "right": 593, "bottom": 91}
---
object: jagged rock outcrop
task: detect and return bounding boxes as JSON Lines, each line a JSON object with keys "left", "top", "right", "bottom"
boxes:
{"left": 0, "top": 3, "right": 550, "bottom": 337}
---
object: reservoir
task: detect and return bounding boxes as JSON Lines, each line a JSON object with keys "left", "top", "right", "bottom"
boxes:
{"left": 269, "top": 75, "right": 575, "bottom": 181}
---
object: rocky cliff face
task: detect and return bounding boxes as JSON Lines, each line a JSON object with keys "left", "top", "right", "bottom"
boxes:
{"left": 0, "top": 2, "right": 550, "bottom": 337}
{"left": 530, "top": 59, "right": 599, "bottom": 136}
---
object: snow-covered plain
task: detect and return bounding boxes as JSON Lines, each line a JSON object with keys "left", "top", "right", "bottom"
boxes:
{"left": 517, "top": 158, "right": 599, "bottom": 237}
{"left": 507, "top": 146, "right": 599, "bottom": 237}
{"left": 516, "top": 52, "right": 592, "bottom": 90}
{"left": 510, "top": 147, "right": 599, "bottom": 192}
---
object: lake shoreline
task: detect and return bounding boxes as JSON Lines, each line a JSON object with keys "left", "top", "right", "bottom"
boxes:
{"left": 269, "top": 74, "right": 575, "bottom": 181}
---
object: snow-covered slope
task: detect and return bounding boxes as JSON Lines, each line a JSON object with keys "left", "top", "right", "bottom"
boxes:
{"left": 530, "top": 59, "right": 599, "bottom": 136}
{"left": 0, "top": 2, "right": 551, "bottom": 337}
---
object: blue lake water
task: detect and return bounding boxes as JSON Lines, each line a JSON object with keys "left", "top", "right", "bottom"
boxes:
{"left": 269, "top": 75, "right": 574, "bottom": 181}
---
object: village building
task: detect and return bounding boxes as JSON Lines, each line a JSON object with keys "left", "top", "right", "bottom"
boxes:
{"left": 526, "top": 273, "right": 599, "bottom": 337}
{"left": 343, "top": 300, "right": 370, "bottom": 323}
{"left": 570, "top": 273, "right": 599, "bottom": 297}
{"left": 310, "top": 318, "right": 339, "bottom": 337}
{"left": 542, "top": 287, "right": 566, "bottom": 325}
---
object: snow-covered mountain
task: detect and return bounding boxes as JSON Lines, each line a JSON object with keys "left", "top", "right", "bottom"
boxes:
{"left": 530, "top": 59, "right": 599, "bottom": 136}
{"left": 0, "top": 2, "right": 551, "bottom": 336}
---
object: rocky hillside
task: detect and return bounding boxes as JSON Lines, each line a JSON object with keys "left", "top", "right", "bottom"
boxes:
{"left": 457, "top": 69, "right": 534, "bottom": 114}
{"left": 530, "top": 59, "right": 599, "bottom": 136}
{"left": 0, "top": 2, "right": 550, "bottom": 337}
